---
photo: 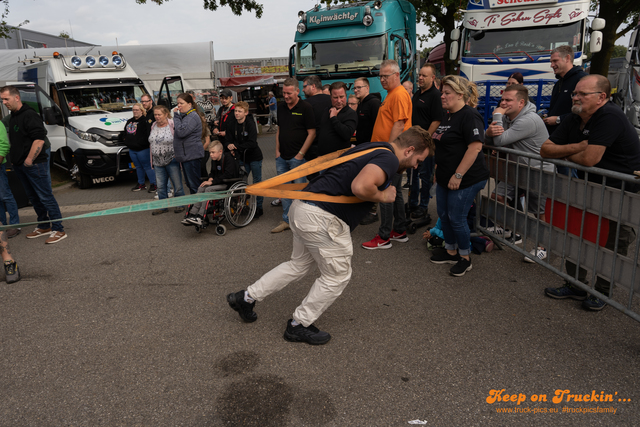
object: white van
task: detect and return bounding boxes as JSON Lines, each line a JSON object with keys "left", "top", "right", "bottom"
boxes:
{"left": 11, "top": 51, "right": 169, "bottom": 188}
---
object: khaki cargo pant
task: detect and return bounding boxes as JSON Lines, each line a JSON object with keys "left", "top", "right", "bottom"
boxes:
{"left": 247, "top": 200, "right": 353, "bottom": 327}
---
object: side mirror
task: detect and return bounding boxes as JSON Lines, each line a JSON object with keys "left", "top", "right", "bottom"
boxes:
{"left": 451, "top": 28, "right": 460, "bottom": 41}
{"left": 591, "top": 18, "right": 605, "bottom": 31}
{"left": 288, "top": 44, "right": 296, "bottom": 78}
{"left": 42, "top": 107, "right": 63, "bottom": 126}
{"left": 590, "top": 31, "right": 603, "bottom": 54}
{"left": 449, "top": 41, "right": 459, "bottom": 61}
{"left": 626, "top": 29, "right": 638, "bottom": 64}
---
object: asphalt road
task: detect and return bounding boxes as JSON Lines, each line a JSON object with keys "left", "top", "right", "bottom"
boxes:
{"left": 1, "top": 133, "right": 639, "bottom": 426}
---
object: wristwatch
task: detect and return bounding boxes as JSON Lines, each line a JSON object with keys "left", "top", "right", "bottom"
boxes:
{"left": 555, "top": 116, "right": 561, "bottom": 125}
{"left": 454, "top": 172, "right": 464, "bottom": 179}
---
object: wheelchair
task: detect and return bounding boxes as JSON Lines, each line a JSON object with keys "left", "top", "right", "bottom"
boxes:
{"left": 182, "top": 178, "right": 257, "bottom": 235}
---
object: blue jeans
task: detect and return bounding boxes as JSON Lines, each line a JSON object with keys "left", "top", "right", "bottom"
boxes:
{"left": 181, "top": 158, "right": 203, "bottom": 194}
{"left": 0, "top": 163, "right": 19, "bottom": 225}
{"left": 129, "top": 148, "right": 156, "bottom": 186}
{"left": 276, "top": 156, "right": 306, "bottom": 223}
{"left": 240, "top": 159, "right": 263, "bottom": 210}
{"left": 13, "top": 151, "right": 64, "bottom": 232}
{"left": 155, "top": 159, "right": 185, "bottom": 200}
{"left": 409, "top": 157, "right": 435, "bottom": 209}
{"left": 436, "top": 180, "right": 486, "bottom": 256}
{"left": 379, "top": 173, "right": 407, "bottom": 239}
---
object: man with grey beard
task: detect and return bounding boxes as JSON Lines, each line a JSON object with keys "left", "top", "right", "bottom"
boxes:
{"left": 540, "top": 74, "right": 640, "bottom": 312}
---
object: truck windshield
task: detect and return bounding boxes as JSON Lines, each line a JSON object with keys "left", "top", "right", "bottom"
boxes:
{"left": 60, "top": 85, "right": 148, "bottom": 115}
{"left": 297, "top": 34, "right": 386, "bottom": 73}
{"left": 463, "top": 21, "right": 583, "bottom": 58}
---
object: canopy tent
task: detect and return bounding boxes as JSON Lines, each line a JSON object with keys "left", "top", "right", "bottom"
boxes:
{"left": 0, "top": 41, "right": 216, "bottom": 93}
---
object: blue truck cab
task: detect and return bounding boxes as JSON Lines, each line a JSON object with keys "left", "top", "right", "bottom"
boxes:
{"left": 289, "top": 0, "right": 417, "bottom": 98}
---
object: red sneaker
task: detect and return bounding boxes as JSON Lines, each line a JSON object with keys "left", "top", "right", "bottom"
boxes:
{"left": 362, "top": 234, "right": 392, "bottom": 250}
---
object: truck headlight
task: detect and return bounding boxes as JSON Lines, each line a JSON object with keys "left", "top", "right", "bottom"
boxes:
{"left": 363, "top": 15, "right": 373, "bottom": 26}
{"left": 297, "top": 22, "right": 306, "bottom": 33}
{"left": 70, "top": 125, "right": 100, "bottom": 142}
{"left": 71, "top": 56, "right": 82, "bottom": 68}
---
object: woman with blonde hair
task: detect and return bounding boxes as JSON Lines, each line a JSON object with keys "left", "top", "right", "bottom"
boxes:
{"left": 149, "top": 105, "right": 186, "bottom": 215}
{"left": 429, "top": 75, "right": 489, "bottom": 277}
{"left": 124, "top": 103, "right": 156, "bottom": 192}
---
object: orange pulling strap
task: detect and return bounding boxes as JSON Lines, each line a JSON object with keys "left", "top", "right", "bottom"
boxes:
{"left": 245, "top": 147, "right": 389, "bottom": 204}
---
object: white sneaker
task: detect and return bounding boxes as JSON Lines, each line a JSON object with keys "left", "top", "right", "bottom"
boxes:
{"left": 168, "top": 190, "right": 174, "bottom": 198}
{"left": 487, "top": 225, "right": 512, "bottom": 239}
{"left": 524, "top": 247, "right": 547, "bottom": 263}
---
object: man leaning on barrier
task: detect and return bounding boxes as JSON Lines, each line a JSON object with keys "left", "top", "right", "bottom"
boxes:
{"left": 485, "top": 84, "right": 553, "bottom": 262}
{"left": 540, "top": 74, "right": 640, "bottom": 311}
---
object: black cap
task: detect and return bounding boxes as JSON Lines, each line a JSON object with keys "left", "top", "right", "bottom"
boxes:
{"left": 220, "top": 89, "right": 233, "bottom": 98}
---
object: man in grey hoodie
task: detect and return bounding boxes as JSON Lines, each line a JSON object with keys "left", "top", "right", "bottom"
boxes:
{"left": 485, "top": 84, "right": 553, "bottom": 261}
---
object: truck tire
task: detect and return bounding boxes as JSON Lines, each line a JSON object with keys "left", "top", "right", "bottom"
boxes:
{"left": 77, "top": 173, "right": 93, "bottom": 189}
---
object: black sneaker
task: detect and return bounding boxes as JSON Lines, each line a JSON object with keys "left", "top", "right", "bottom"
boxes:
{"left": 254, "top": 208, "right": 263, "bottom": 218}
{"left": 450, "top": 257, "right": 472, "bottom": 277}
{"left": 582, "top": 295, "right": 607, "bottom": 311}
{"left": 148, "top": 184, "right": 158, "bottom": 193}
{"left": 359, "top": 212, "right": 378, "bottom": 225}
{"left": 4, "top": 260, "right": 20, "bottom": 284}
{"left": 410, "top": 207, "right": 427, "bottom": 220}
{"left": 430, "top": 248, "right": 461, "bottom": 264}
{"left": 186, "top": 215, "right": 204, "bottom": 226}
{"left": 544, "top": 282, "right": 588, "bottom": 300}
{"left": 508, "top": 233, "right": 523, "bottom": 245}
{"left": 131, "top": 184, "right": 146, "bottom": 192}
{"left": 283, "top": 320, "right": 331, "bottom": 345}
{"left": 151, "top": 208, "right": 168, "bottom": 216}
{"left": 226, "top": 291, "right": 257, "bottom": 323}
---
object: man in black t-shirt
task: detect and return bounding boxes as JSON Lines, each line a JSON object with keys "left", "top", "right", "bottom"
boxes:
{"left": 543, "top": 45, "right": 588, "bottom": 135}
{"left": 354, "top": 77, "right": 382, "bottom": 225}
{"left": 408, "top": 63, "right": 443, "bottom": 220}
{"left": 141, "top": 94, "right": 156, "bottom": 126}
{"left": 213, "top": 89, "right": 236, "bottom": 146}
{"left": 317, "top": 81, "right": 357, "bottom": 156}
{"left": 271, "top": 78, "right": 316, "bottom": 233}
{"left": 540, "top": 74, "right": 640, "bottom": 312}
{"left": 227, "top": 126, "right": 434, "bottom": 345}
{"left": 302, "top": 76, "right": 332, "bottom": 162}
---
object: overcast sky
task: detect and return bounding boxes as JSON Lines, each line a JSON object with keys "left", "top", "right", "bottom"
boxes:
{"left": 10, "top": 0, "right": 442, "bottom": 60}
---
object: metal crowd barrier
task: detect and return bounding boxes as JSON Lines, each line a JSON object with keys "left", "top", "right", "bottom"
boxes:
{"left": 477, "top": 145, "right": 640, "bottom": 323}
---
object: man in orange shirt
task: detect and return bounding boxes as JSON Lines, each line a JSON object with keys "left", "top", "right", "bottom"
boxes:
{"left": 363, "top": 60, "right": 413, "bottom": 249}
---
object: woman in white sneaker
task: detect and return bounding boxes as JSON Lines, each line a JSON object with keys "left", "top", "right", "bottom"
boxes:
{"left": 430, "top": 76, "right": 489, "bottom": 277}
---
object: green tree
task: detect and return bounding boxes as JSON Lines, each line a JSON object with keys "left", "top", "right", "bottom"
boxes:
{"left": 589, "top": 0, "right": 639, "bottom": 76}
{"left": 59, "top": 30, "right": 70, "bottom": 39}
{"left": 611, "top": 44, "right": 629, "bottom": 59}
{"left": 0, "top": 0, "right": 29, "bottom": 39}
{"left": 136, "top": 0, "right": 264, "bottom": 17}
{"left": 409, "top": 0, "right": 462, "bottom": 75}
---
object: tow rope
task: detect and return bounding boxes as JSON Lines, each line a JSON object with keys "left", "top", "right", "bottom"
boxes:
{"left": 0, "top": 147, "right": 389, "bottom": 231}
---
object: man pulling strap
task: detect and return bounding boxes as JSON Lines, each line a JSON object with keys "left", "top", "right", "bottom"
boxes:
{"left": 227, "top": 126, "right": 434, "bottom": 345}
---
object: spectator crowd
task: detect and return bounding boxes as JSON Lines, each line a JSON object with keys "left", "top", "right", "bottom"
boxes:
{"left": 1, "top": 44, "right": 639, "bottom": 342}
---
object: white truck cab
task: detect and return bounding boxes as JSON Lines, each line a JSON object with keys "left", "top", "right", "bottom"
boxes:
{"left": 12, "top": 51, "right": 151, "bottom": 188}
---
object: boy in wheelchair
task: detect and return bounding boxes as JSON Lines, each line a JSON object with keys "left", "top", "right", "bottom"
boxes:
{"left": 182, "top": 141, "right": 240, "bottom": 227}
